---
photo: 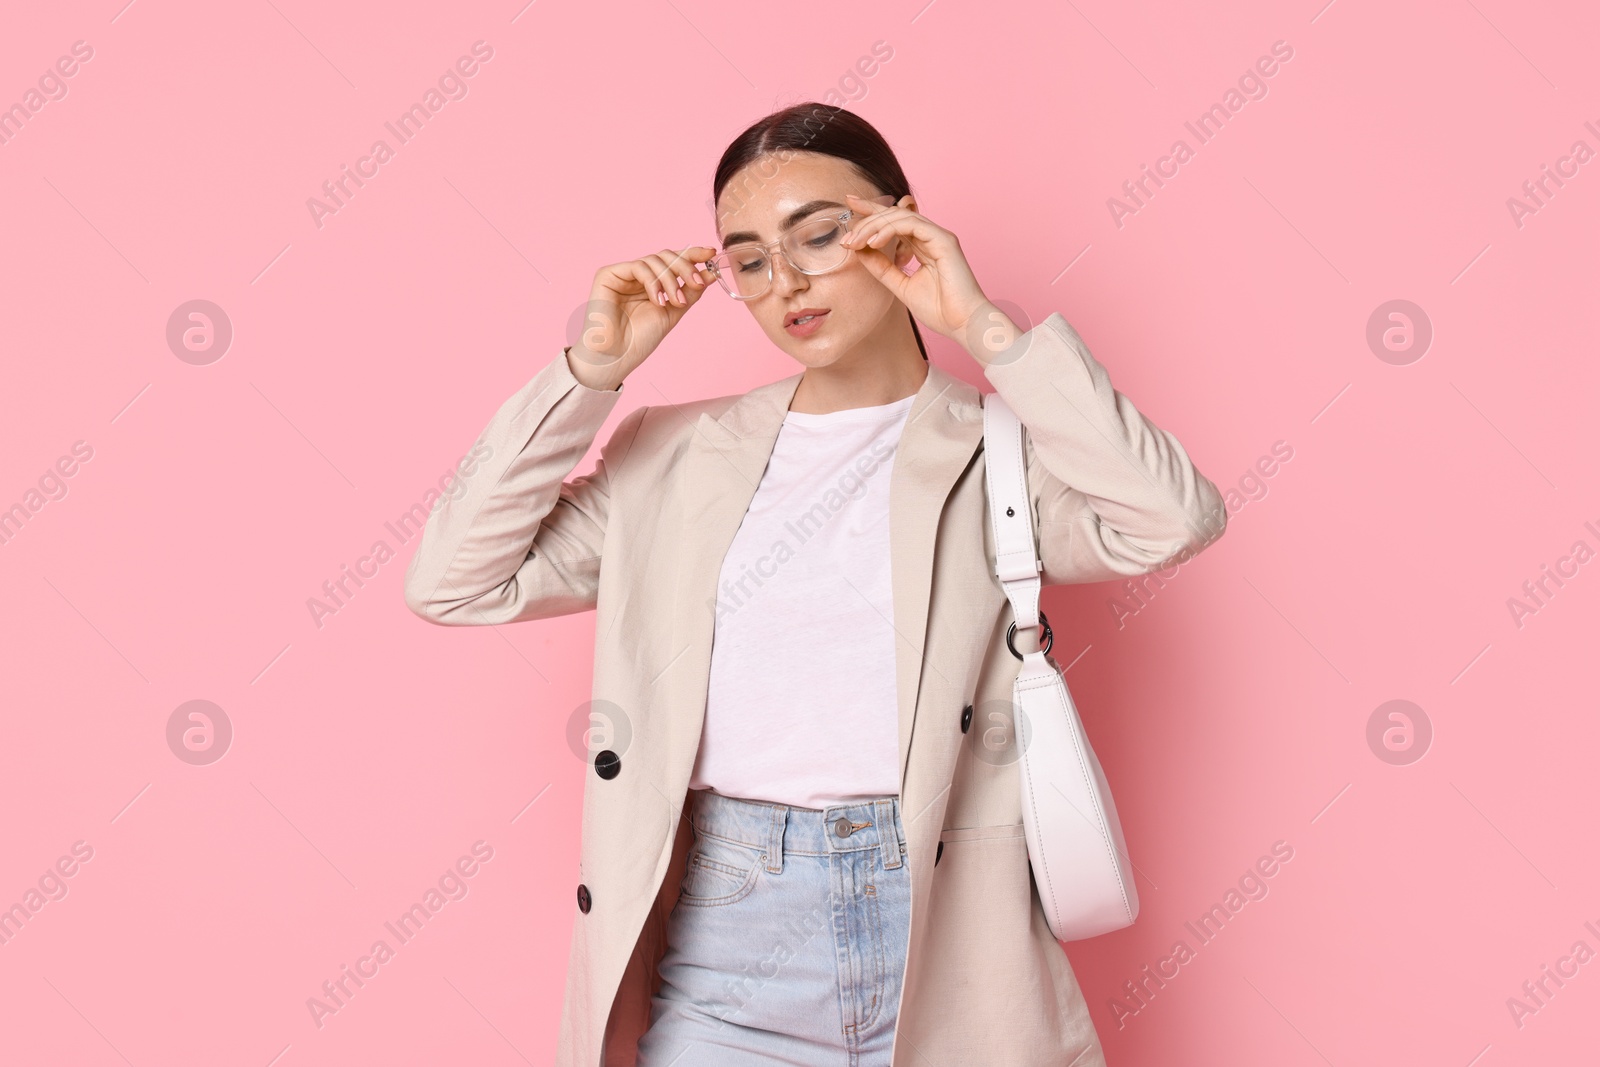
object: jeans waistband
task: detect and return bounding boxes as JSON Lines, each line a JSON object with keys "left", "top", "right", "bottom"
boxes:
{"left": 687, "top": 788, "right": 906, "bottom": 875}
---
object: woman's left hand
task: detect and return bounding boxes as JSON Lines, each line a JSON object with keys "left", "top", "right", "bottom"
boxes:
{"left": 839, "top": 194, "right": 1016, "bottom": 355}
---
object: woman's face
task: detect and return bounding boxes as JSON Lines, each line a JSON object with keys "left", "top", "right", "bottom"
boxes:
{"left": 714, "top": 151, "right": 914, "bottom": 371}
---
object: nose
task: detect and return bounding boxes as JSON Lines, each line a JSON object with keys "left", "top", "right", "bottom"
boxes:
{"left": 769, "top": 250, "right": 807, "bottom": 298}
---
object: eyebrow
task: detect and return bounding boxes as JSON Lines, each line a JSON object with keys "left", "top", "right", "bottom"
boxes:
{"left": 720, "top": 199, "right": 843, "bottom": 249}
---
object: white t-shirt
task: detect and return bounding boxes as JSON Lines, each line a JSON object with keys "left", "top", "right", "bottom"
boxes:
{"left": 687, "top": 391, "right": 917, "bottom": 809}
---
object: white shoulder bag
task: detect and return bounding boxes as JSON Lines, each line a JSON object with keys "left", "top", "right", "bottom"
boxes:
{"left": 982, "top": 390, "right": 1140, "bottom": 942}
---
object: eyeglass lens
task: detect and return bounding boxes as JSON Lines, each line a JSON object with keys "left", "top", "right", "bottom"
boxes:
{"left": 714, "top": 212, "right": 853, "bottom": 299}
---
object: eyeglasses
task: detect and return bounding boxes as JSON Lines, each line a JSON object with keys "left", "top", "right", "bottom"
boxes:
{"left": 705, "top": 194, "right": 897, "bottom": 300}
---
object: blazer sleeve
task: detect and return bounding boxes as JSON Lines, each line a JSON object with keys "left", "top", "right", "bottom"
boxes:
{"left": 402, "top": 345, "right": 646, "bottom": 625}
{"left": 982, "top": 311, "right": 1227, "bottom": 586}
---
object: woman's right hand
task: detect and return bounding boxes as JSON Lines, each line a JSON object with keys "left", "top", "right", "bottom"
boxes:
{"left": 566, "top": 245, "right": 719, "bottom": 391}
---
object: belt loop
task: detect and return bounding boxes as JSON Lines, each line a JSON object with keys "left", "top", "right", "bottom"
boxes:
{"left": 766, "top": 804, "right": 785, "bottom": 874}
{"left": 877, "top": 798, "right": 902, "bottom": 870}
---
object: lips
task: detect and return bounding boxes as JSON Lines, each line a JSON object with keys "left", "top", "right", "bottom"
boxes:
{"left": 784, "top": 308, "right": 830, "bottom": 327}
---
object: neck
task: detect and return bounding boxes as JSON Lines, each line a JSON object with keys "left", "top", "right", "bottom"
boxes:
{"left": 788, "top": 306, "right": 928, "bottom": 414}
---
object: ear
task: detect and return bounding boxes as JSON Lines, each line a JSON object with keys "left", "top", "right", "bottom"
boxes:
{"left": 885, "top": 196, "right": 917, "bottom": 260}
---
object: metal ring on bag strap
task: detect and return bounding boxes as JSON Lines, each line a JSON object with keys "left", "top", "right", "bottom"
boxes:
{"left": 1005, "top": 611, "right": 1053, "bottom": 660}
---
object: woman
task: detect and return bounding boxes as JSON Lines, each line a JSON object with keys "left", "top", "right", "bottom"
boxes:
{"left": 404, "top": 103, "right": 1227, "bottom": 1066}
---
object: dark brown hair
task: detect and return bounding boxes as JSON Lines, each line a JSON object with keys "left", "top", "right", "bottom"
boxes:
{"left": 712, "top": 102, "right": 927, "bottom": 360}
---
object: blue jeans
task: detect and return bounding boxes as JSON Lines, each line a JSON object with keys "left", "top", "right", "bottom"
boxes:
{"left": 635, "top": 787, "right": 913, "bottom": 1066}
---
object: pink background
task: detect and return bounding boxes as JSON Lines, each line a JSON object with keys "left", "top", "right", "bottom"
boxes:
{"left": 3, "top": 1, "right": 1597, "bottom": 1063}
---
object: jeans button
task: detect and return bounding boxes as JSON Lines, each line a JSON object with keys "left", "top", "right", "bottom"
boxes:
{"left": 833, "top": 817, "right": 853, "bottom": 838}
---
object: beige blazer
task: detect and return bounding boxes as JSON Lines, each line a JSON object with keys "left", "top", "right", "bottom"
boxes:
{"left": 403, "top": 311, "right": 1227, "bottom": 1066}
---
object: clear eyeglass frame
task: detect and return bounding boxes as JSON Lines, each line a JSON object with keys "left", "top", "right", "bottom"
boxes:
{"left": 705, "top": 193, "right": 898, "bottom": 301}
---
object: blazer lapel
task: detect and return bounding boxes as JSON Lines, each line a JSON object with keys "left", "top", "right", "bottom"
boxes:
{"left": 660, "top": 361, "right": 985, "bottom": 815}
{"left": 662, "top": 373, "right": 803, "bottom": 802}
{"left": 885, "top": 365, "right": 984, "bottom": 798}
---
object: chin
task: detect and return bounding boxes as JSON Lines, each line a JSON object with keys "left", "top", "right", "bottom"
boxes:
{"left": 777, "top": 339, "right": 848, "bottom": 370}
{"left": 771, "top": 321, "right": 858, "bottom": 367}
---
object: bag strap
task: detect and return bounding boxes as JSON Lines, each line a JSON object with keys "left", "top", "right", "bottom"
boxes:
{"left": 981, "top": 392, "right": 1043, "bottom": 631}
